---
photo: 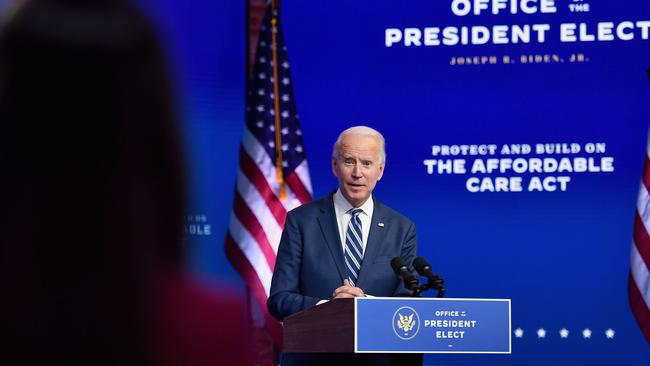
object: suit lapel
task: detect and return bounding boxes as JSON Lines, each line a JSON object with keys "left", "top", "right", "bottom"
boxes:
{"left": 316, "top": 194, "right": 346, "bottom": 282}
{"left": 357, "top": 197, "right": 386, "bottom": 288}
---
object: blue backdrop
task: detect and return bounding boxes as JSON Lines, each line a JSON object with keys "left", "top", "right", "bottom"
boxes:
{"left": 4, "top": 0, "right": 646, "bottom": 364}
{"left": 137, "top": 0, "right": 650, "bottom": 364}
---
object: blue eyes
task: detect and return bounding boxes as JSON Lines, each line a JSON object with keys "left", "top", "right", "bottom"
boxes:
{"left": 343, "top": 159, "right": 373, "bottom": 168}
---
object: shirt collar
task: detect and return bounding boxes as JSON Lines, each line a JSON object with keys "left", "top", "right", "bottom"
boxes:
{"left": 334, "top": 189, "right": 374, "bottom": 217}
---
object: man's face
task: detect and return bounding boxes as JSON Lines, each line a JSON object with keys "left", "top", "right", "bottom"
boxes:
{"left": 332, "top": 133, "right": 385, "bottom": 207}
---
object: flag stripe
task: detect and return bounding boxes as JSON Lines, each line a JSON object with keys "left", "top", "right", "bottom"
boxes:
{"left": 643, "top": 156, "right": 650, "bottom": 193}
{"left": 629, "top": 273, "right": 650, "bottom": 343}
{"left": 293, "top": 160, "right": 313, "bottom": 198}
{"left": 233, "top": 191, "right": 276, "bottom": 270}
{"left": 285, "top": 169, "right": 311, "bottom": 204}
{"left": 631, "top": 240, "right": 650, "bottom": 309}
{"left": 229, "top": 215, "right": 273, "bottom": 295}
{"left": 633, "top": 212, "right": 650, "bottom": 272}
{"left": 638, "top": 179, "right": 650, "bottom": 231}
{"left": 631, "top": 131, "right": 650, "bottom": 345}
{"left": 239, "top": 145, "right": 287, "bottom": 227}
{"left": 236, "top": 170, "right": 283, "bottom": 252}
{"left": 225, "top": 234, "right": 283, "bottom": 347}
{"left": 242, "top": 126, "right": 304, "bottom": 211}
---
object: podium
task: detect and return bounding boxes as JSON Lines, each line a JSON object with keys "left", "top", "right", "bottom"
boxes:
{"left": 283, "top": 297, "right": 511, "bottom": 355}
{"left": 284, "top": 297, "right": 355, "bottom": 352}
{"left": 283, "top": 298, "right": 423, "bottom": 365}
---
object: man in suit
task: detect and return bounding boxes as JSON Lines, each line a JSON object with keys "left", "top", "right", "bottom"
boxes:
{"left": 268, "top": 126, "right": 418, "bottom": 365}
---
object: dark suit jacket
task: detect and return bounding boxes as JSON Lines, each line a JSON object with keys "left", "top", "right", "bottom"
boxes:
{"left": 268, "top": 193, "right": 417, "bottom": 322}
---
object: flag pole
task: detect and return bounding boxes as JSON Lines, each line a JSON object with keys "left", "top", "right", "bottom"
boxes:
{"left": 271, "top": 0, "right": 287, "bottom": 200}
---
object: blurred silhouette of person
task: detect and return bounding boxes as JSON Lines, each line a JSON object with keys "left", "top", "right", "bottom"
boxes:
{"left": 0, "top": 0, "right": 250, "bottom": 365}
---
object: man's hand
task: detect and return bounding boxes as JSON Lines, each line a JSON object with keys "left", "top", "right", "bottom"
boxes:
{"left": 332, "top": 279, "right": 366, "bottom": 299}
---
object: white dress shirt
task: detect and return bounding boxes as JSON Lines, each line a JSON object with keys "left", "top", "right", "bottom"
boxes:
{"left": 316, "top": 191, "right": 374, "bottom": 305}
{"left": 333, "top": 189, "right": 373, "bottom": 255}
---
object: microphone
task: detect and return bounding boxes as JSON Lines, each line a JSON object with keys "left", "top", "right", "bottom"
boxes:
{"left": 390, "top": 257, "right": 420, "bottom": 292}
{"left": 413, "top": 257, "right": 438, "bottom": 282}
{"left": 413, "top": 256, "right": 445, "bottom": 297}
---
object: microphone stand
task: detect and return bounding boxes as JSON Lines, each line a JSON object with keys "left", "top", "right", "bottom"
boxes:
{"left": 412, "top": 275, "right": 445, "bottom": 298}
{"left": 411, "top": 286, "right": 422, "bottom": 298}
{"left": 403, "top": 275, "right": 422, "bottom": 298}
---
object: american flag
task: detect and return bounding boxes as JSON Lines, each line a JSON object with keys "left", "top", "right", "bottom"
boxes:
{"left": 630, "top": 130, "right": 650, "bottom": 344}
{"left": 225, "top": 0, "right": 312, "bottom": 349}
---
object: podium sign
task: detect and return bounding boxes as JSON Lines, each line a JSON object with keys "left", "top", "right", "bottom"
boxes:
{"left": 355, "top": 297, "right": 511, "bottom": 354}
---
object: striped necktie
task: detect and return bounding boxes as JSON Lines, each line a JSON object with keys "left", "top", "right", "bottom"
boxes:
{"left": 344, "top": 208, "right": 364, "bottom": 286}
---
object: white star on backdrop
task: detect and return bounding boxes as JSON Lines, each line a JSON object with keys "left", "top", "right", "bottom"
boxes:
{"left": 559, "top": 328, "right": 569, "bottom": 338}
{"left": 506, "top": 326, "right": 616, "bottom": 340}
{"left": 281, "top": 127, "right": 289, "bottom": 135}
{"left": 514, "top": 328, "right": 524, "bottom": 338}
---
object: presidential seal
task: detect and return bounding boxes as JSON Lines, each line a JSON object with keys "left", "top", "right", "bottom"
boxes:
{"left": 392, "top": 306, "right": 420, "bottom": 340}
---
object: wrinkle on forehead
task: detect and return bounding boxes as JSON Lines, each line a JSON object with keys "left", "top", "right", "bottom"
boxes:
{"left": 338, "top": 135, "right": 381, "bottom": 162}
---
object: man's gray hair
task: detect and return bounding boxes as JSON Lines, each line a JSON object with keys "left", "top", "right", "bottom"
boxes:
{"left": 332, "top": 126, "right": 386, "bottom": 163}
